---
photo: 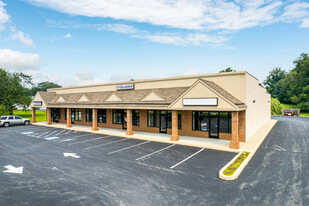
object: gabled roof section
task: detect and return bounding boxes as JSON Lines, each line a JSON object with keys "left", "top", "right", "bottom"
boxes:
{"left": 169, "top": 79, "right": 246, "bottom": 110}
{"left": 141, "top": 91, "right": 165, "bottom": 102}
{"left": 200, "top": 79, "right": 246, "bottom": 108}
{"left": 56, "top": 96, "right": 66, "bottom": 103}
{"left": 105, "top": 93, "right": 122, "bottom": 102}
{"left": 30, "top": 91, "right": 57, "bottom": 107}
{"left": 78, "top": 94, "right": 90, "bottom": 102}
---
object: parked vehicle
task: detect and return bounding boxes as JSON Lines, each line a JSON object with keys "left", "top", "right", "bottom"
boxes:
{"left": 0, "top": 115, "right": 31, "bottom": 127}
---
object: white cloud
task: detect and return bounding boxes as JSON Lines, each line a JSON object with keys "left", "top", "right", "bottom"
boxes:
{"left": 281, "top": 2, "right": 309, "bottom": 27}
{"left": 26, "top": 0, "right": 286, "bottom": 31}
{"left": 300, "top": 18, "right": 309, "bottom": 28}
{"left": 95, "top": 24, "right": 138, "bottom": 34}
{"left": 0, "top": 49, "right": 41, "bottom": 71}
{"left": 11, "top": 31, "right": 35, "bottom": 47}
{"left": 0, "top": 1, "right": 9, "bottom": 30}
{"left": 63, "top": 33, "right": 72, "bottom": 38}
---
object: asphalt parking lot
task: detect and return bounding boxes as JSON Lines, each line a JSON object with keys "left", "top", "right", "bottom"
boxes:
{"left": 0, "top": 116, "right": 308, "bottom": 206}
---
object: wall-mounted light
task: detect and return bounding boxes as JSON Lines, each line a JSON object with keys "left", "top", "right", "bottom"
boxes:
{"left": 253, "top": 100, "right": 256, "bottom": 103}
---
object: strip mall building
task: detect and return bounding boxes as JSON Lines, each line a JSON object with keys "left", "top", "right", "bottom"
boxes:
{"left": 30, "top": 71, "right": 270, "bottom": 149}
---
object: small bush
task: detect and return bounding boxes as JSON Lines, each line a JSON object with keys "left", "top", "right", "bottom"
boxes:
{"left": 271, "top": 98, "right": 282, "bottom": 115}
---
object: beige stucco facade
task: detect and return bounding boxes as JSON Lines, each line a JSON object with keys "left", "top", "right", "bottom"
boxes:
{"left": 30, "top": 71, "right": 270, "bottom": 148}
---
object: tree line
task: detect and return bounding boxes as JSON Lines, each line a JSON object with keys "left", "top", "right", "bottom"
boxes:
{"left": 263, "top": 53, "right": 309, "bottom": 112}
{"left": 0, "top": 68, "right": 61, "bottom": 115}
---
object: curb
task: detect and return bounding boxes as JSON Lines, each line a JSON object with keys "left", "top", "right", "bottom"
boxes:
{"left": 219, "top": 120, "right": 277, "bottom": 181}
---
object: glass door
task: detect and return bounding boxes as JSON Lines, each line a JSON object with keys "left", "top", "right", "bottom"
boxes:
{"left": 160, "top": 113, "right": 167, "bottom": 133}
{"left": 209, "top": 117, "right": 219, "bottom": 138}
{"left": 71, "top": 109, "right": 75, "bottom": 124}
{"left": 122, "top": 110, "right": 127, "bottom": 129}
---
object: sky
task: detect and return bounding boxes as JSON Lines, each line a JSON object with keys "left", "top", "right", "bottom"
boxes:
{"left": 0, "top": 0, "right": 309, "bottom": 87}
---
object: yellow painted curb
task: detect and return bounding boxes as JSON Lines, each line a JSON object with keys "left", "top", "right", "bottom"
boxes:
{"left": 219, "top": 119, "right": 278, "bottom": 181}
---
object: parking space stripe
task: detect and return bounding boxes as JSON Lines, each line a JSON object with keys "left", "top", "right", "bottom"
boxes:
{"left": 55, "top": 130, "right": 66, "bottom": 136}
{"left": 170, "top": 148, "right": 205, "bottom": 169}
{"left": 34, "top": 131, "right": 50, "bottom": 137}
{"left": 84, "top": 138, "right": 129, "bottom": 150}
{"left": 108, "top": 141, "right": 151, "bottom": 155}
{"left": 68, "top": 135, "right": 112, "bottom": 145}
{"left": 67, "top": 133, "right": 97, "bottom": 139}
{"left": 135, "top": 144, "right": 175, "bottom": 161}
{"left": 44, "top": 131, "right": 59, "bottom": 137}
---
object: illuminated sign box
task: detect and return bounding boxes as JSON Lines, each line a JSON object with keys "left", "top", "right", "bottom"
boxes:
{"left": 33, "top": 101, "right": 42, "bottom": 106}
{"left": 116, "top": 84, "right": 134, "bottom": 90}
{"left": 182, "top": 98, "right": 218, "bottom": 106}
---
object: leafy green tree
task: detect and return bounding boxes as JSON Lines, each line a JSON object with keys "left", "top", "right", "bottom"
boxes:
{"left": 219, "top": 67, "right": 236, "bottom": 73}
{"left": 271, "top": 98, "right": 282, "bottom": 115}
{"left": 31, "top": 81, "right": 62, "bottom": 96}
{"left": 0, "top": 69, "right": 33, "bottom": 115}
{"left": 263, "top": 67, "right": 286, "bottom": 95}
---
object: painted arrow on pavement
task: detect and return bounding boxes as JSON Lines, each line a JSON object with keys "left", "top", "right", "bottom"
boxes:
{"left": 63, "top": 153, "right": 80, "bottom": 158}
{"left": 3, "top": 165, "right": 23, "bottom": 174}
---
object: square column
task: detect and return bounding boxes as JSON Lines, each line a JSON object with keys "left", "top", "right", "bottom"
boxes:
{"left": 46, "top": 108, "right": 52, "bottom": 125}
{"left": 92, "top": 108, "right": 98, "bottom": 131}
{"left": 171, "top": 110, "right": 179, "bottom": 141}
{"left": 126, "top": 109, "right": 133, "bottom": 135}
{"left": 66, "top": 108, "right": 72, "bottom": 128}
{"left": 31, "top": 107, "right": 36, "bottom": 123}
{"left": 230, "top": 111, "right": 240, "bottom": 149}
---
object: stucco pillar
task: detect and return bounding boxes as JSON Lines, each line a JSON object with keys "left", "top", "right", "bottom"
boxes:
{"left": 92, "top": 108, "right": 98, "bottom": 131}
{"left": 31, "top": 107, "right": 36, "bottom": 123}
{"left": 126, "top": 109, "right": 133, "bottom": 135}
{"left": 171, "top": 110, "right": 179, "bottom": 141}
{"left": 66, "top": 109, "right": 72, "bottom": 128}
{"left": 46, "top": 108, "right": 52, "bottom": 125}
{"left": 230, "top": 111, "right": 240, "bottom": 149}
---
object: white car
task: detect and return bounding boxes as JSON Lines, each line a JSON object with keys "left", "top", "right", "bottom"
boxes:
{"left": 0, "top": 115, "right": 31, "bottom": 127}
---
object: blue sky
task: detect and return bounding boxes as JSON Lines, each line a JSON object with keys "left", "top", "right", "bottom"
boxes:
{"left": 0, "top": 0, "right": 309, "bottom": 86}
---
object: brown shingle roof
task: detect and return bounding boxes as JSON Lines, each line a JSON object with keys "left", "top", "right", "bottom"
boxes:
{"left": 47, "top": 87, "right": 189, "bottom": 106}
{"left": 38, "top": 91, "right": 56, "bottom": 104}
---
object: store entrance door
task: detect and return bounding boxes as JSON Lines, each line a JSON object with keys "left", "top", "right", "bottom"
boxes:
{"left": 122, "top": 110, "right": 127, "bottom": 129}
{"left": 160, "top": 113, "right": 167, "bottom": 133}
{"left": 209, "top": 117, "right": 219, "bottom": 138}
{"left": 71, "top": 109, "right": 75, "bottom": 124}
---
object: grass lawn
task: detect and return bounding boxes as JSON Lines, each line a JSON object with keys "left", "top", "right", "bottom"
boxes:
{"left": 13, "top": 110, "right": 46, "bottom": 122}
{"left": 281, "top": 104, "right": 309, "bottom": 117}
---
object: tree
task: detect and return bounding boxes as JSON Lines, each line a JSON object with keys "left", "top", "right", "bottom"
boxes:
{"left": 31, "top": 81, "right": 62, "bottom": 96}
{"left": 263, "top": 67, "right": 286, "bottom": 95}
{"left": 271, "top": 98, "right": 282, "bottom": 115}
{"left": 0, "top": 69, "right": 33, "bottom": 115}
{"left": 219, "top": 67, "right": 236, "bottom": 73}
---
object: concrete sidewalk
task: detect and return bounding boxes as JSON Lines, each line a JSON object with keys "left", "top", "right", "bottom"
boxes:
{"left": 33, "top": 120, "right": 277, "bottom": 153}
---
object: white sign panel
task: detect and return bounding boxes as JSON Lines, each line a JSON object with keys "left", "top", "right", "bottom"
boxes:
{"left": 183, "top": 98, "right": 218, "bottom": 106}
{"left": 116, "top": 84, "right": 134, "bottom": 90}
{"left": 33, "top": 101, "right": 42, "bottom": 106}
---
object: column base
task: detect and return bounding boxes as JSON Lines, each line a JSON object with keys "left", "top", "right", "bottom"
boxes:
{"left": 47, "top": 122, "right": 52, "bottom": 125}
{"left": 171, "top": 135, "right": 179, "bottom": 141}
{"left": 230, "top": 141, "right": 240, "bottom": 149}
{"left": 31, "top": 120, "right": 36, "bottom": 123}
{"left": 66, "top": 124, "right": 72, "bottom": 128}
{"left": 92, "top": 127, "right": 99, "bottom": 131}
{"left": 126, "top": 130, "right": 133, "bottom": 135}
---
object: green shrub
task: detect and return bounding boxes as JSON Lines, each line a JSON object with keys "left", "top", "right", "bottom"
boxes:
{"left": 271, "top": 98, "right": 282, "bottom": 115}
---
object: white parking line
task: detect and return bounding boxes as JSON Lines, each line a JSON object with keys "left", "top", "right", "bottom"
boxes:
{"left": 170, "top": 148, "right": 205, "bottom": 169}
{"left": 54, "top": 130, "right": 66, "bottom": 136}
{"left": 68, "top": 133, "right": 97, "bottom": 139}
{"left": 108, "top": 141, "right": 151, "bottom": 155}
{"left": 135, "top": 144, "right": 175, "bottom": 161}
{"left": 84, "top": 138, "right": 129, "bottom": 150}
{"left": 65, "top": 130, "right": 73, "bottom": 134}
{"left": 44, "top": 131, "right": 59, "bottom": 138}
{"left": 68, "top": 135, "right": 112, "bottom": 145}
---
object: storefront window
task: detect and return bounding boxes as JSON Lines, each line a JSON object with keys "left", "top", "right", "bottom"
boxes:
{"left": 75, "top": 109, "right": 82, "bottom": 121}
{"left": 51, "top": 108, "right": 61, "bottom": 121}
{"left": 147, "top": 110, "right": 159, "bottom": 127}
{"left": 192, "top": 111, "right": 231, "bottom": 133}
{"left": 98, "top": 109, "right": 106, "bottom": 123}
{"left": 166, "top": 111, "right": 181, "bottom": 129}
{"left": 113, "top": 110, "right": 123, "bottom": 124}
{"left": 86, "top": 109, "right": 92, "bottom": 122}
{"left": 132, "top": 110, "right": 140, "bottom": 126}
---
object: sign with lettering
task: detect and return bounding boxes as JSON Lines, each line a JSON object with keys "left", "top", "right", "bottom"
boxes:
{"left": 33, "top": 101, "right": 42, "bottom": 106}
{"left": 183, "top": 98, "right": 218, "bottom": 106}
{"left": 116, "top": 84, "right": 134, "bottom": 90}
